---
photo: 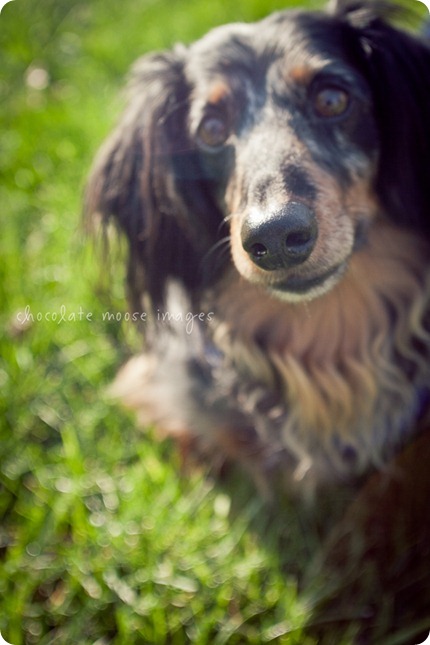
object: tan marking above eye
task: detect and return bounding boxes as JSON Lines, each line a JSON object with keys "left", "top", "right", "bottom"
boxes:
{"left": 207, "top": 80, "right": 231, "bottom": 106}
{"left": 313, "top": 87, "right": 349, "bottom": 118}
{"left": 289, "top": 65, "right": 314, "bottom": 85}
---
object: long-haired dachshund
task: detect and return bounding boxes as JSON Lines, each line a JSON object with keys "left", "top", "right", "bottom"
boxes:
{"left": 87, "top": 0, "right": 430, "bottom": 639}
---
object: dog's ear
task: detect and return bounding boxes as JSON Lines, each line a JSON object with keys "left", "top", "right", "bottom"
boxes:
{"left": 331, "top": 1, "right": 430, "bottom": 231}
{"left": 85, "top": 48, "right": 221, "bottom": 309}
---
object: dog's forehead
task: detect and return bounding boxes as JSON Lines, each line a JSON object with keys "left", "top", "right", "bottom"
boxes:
{"left": 186, "top": 22, "right": 258, "bottom": 80}
{"left": 186, "top": 10, "right": 353, "bottom": 86}
{"left": 188, "top": 11, "right": 298, "bottom": 62}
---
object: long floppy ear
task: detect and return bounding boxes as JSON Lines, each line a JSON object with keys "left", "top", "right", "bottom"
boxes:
{"left": 85, "top": 48, "right": 222, "bottom": 310}
{"left": 333, "top": 1, "right": 430, "bottom": 231}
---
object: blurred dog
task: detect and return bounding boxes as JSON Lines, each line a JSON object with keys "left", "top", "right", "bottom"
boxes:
{"left": 87, "top": 0, "right": 430, "bottom": 639}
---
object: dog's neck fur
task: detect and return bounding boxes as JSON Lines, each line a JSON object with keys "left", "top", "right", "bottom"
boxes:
{"left": 210, "top": 220, "right": 430, "bottom": 481}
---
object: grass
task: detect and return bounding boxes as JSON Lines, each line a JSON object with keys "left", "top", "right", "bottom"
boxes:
{"left": 0, "top": 0, "right": 326, "bottom": 643}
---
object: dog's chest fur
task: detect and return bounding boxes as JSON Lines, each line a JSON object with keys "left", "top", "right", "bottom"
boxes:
{"left": 204, "top": 226, "right": 430, "bottom": 484}
{"left": 115, "top": 223, "right": 430, "bottom": 492}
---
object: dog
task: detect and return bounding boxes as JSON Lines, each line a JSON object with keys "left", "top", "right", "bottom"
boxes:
{"left": 87, "top": 0, "right": 430, "bottom": 639}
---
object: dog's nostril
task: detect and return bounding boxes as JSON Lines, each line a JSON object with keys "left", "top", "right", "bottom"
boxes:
{"left": 285, "top": 230, "right": 312, "bottom": 249}
{"left": 250, "top": 242, "right": 268, "bottom": 258}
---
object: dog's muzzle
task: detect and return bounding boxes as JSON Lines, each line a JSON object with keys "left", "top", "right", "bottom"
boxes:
{"left": 241, "top": 201, "right": 317, "bottom": 271}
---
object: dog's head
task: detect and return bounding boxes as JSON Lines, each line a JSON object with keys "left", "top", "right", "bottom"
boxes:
{"left": 86, "top": 0, "right": 430, "bottom": 307}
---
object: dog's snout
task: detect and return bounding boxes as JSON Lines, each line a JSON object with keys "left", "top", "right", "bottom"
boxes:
{"left": 241, "top": 202, "right": 317, "bottom": 270}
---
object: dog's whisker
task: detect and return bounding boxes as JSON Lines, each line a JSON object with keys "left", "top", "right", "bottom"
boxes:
{"left": 200, "top": 236, "right": 231, "bottom": 273}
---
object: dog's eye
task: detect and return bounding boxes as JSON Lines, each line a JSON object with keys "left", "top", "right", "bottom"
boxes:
{"left": 197, "top": 115, "right": 229, "bottom": 149}
{"left": 313, "top": 87, "right": 349, "bottom": 118}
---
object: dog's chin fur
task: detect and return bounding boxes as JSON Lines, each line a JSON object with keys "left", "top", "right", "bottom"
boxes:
{"left": 267, "top": 264, "right": 347, "bottom": 303}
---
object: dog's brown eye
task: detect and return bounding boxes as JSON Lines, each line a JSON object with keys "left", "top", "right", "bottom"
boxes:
{"left": 197, "top": 115, "right": 229, "bottom": 149}
{"left": 314, "top": 87, "right": 349, "bottom": 118}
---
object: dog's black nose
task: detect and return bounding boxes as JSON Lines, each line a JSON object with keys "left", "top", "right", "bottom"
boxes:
{"left": 241, "top": 202, "right": 317, "bottom": 270}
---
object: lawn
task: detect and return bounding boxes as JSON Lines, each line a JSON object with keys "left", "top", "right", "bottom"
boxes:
{"left": 0, "top": 0, "right": 330, "bottom": 643}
